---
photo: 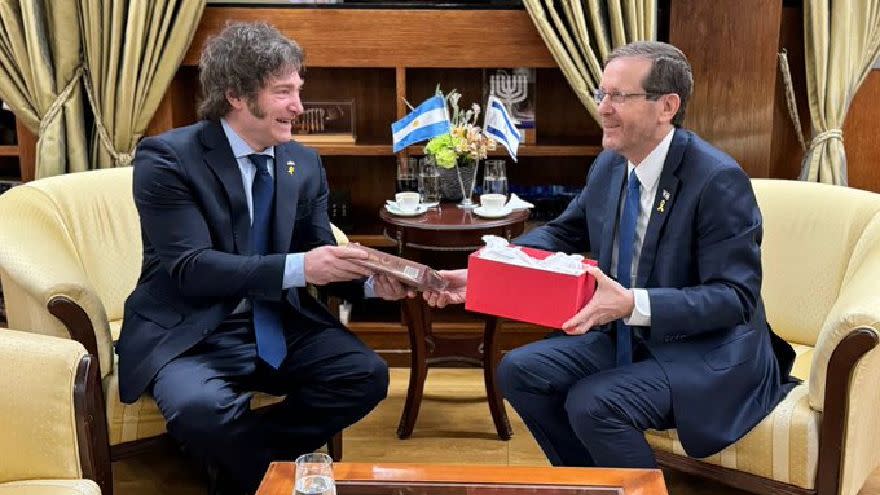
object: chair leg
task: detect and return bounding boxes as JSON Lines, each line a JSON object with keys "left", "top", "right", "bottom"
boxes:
{"left": 328, "top": 431, "right": 343, "bottom": 461}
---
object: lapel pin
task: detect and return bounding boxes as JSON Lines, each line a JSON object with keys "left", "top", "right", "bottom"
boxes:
{"left": 287, "top": 160, "right": 296, "bottom": 175}
{"left": 663, "top": 189, "right": 670, "bottom": 200}
{"left": 657, "top": 199, "right": 666, "bottom": 213}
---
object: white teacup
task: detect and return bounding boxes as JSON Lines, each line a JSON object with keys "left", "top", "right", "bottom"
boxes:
{"left": 395, "top": 192, "right": 421, "bottom": 212}
{"left": 480, "top": 193, "right": 507, "bottom": 212}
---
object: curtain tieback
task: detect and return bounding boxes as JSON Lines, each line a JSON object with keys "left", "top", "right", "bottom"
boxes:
{"left": 82, "top": 66, "right": 137, "bottom": 167}
{"left": 809, "top": 128, "right": 843, "bottom": 151}
{"left": 38, "top": 66, "right": 84, "bottom": 138}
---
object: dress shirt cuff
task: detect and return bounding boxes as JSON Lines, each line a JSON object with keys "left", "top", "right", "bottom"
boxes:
{"left": 363, "top": 275, "right": 377, "bottom": 298}
{"left": 283, "top": 253, "right": 306, "bottom": 288}
{"left": 623, "top": 288, "right": 651, "bottom": 326}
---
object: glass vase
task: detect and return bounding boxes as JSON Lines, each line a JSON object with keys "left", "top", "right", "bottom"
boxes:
{"left": 455, "top": 158, "right": 480, "bottom": 209}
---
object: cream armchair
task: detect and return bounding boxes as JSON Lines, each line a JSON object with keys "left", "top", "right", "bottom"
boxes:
{"left": 645, "top": 179, "right": 880, "bottom": 495}
{"left": 0, "top": 168, "right": 346, "bottom": 484}
{"left": 0, "top": 329, "right": 110, "bottom": 495}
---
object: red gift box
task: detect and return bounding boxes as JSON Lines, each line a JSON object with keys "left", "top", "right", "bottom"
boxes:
{"left": 465, "top": 246, "right": 598, "bottom": 329}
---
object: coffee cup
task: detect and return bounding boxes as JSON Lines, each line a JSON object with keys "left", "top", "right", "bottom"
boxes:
{"left": 395, "top": 192, "right": 421, "bottom": 212}
{"left": 480, "top": 193, "right": 507, "bottom": 212}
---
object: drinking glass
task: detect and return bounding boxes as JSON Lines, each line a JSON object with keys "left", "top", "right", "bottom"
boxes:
{"left": 396, "top": 157, "right": 419, "bottom": 193}
{"left": 483, "top": 159, "right": 509, "bottom": 198}
{"left": 294, "top": 453, "right": 336, "bottom": 495}
{"left": 419, "top": 156, "right": 441, "bottom": 204}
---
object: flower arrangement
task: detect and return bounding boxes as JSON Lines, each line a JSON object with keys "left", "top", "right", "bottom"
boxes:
{"left": 423, "top": 87, "right": 496, "bottom": 169}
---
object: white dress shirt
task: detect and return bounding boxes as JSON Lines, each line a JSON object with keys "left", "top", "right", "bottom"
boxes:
{"left": 611, "top": 128, "right": 675, "bottom": 327}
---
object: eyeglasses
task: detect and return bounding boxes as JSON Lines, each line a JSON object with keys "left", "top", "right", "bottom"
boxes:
{"left": 593, "top": 89, "right": 662, "bottom": 105}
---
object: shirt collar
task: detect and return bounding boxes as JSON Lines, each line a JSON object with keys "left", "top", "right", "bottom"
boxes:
{"left": 220, "top": 118, "right": 275, "bottom": 161}
{"left": 628, "top": 128, "right": 675, "bottom": 192}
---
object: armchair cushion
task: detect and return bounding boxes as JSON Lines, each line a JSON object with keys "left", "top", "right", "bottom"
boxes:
{"left": 0, "top": 480, "right": 101, "bottom": 495}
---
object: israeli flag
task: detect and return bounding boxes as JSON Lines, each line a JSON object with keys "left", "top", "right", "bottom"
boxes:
{"left": 484, "top": 95, "right": 522, "bottom": 161}
{"left": 391, "top": 96, "right": 450, "bottom": 152}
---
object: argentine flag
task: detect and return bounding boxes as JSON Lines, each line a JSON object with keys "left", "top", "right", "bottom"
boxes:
{"left": 391, "top": 95, "right": 451, "bottom": 152}
{"left": 484, "top": 95, "right": 522, "bottom": 161}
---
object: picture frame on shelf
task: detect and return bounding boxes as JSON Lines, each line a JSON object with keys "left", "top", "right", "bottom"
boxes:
{"left": 292, "top": 99, "right": 356, "bottom": 145}
{"left": 483, "top": 67, "right": 536, "bottom": 144}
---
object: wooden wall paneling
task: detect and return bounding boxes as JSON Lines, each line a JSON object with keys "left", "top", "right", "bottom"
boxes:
{"left": 15, "top": 120, "right": 36, "bottom": 182}
{"left": 535, "top": 68, "right": 601, "bottom": 146}
{"left": 769, "top": 3, "right": 810, "bottom": 181}
{"left": 843, "top": 69, "right": 880, "bottom": 193}
{"left": 184, "top": 8, "right": 557, "bottom": 69}
{"left": 669, "top": 0, "right": 782, "bottom": 178}
{"left": 323, "top": 156, "right": 395, "bottom": 236}
{"left": 300, "top": 68, "right": 397, "bottom": 144}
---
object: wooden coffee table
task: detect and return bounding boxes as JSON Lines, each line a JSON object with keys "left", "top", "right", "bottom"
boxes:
{"left": 257, "top": 462, "right": 668, "bottom": 495}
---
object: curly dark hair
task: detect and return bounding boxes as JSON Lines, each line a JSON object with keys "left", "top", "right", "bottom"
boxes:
{"left": 198, "top": 22, "right": 304, "bottom": 120}
{"left": 607, "top": 41, "right": 693, "bottom": 127}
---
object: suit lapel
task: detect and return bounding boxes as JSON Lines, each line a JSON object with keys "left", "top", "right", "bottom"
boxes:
{"left": 635, "top": 129, "right": 688, "bottom": 287}
{"left": 272, "top": 145, "right": 301, "bottom": 253}
{"left": 201, "top": 122, "right": 251, "bottom": 254}
{"left": 598, "top": 156, "right": 627, "bottom": 274}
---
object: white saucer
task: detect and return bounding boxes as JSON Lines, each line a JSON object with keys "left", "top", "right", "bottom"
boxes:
{"left": 385, "top": 203, "right": 428, "bottom": 216}
{"left": 473, "top": 206, "right": 512, "bottom": 218}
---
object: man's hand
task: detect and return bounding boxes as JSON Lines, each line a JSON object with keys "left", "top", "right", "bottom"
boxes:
{"left": 561, "top": 265, "right": 635, "bottom": 335}
{"left": 423, "top": 269, "right": 468, "bottom": 308}
{"left": 304, "top": 246, "right": 373, "bottom": 285}
{"left": 372, "top": 273, "right": 416, "bottom": 301}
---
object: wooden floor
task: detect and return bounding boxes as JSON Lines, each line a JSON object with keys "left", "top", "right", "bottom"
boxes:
{"left": 113, "top": 368, "right": 880, "bottom": 495}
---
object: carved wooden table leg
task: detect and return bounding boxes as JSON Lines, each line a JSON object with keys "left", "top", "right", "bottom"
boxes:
{"left": 397, "top": 296, "right": 432, "bottom": 439}
{"left": 483, "top": 316, "right": 512, "bottom": 440}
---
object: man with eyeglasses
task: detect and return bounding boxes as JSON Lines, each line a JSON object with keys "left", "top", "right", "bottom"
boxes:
{"left": 424, "top": 41, "right": 797, "bottom": 468}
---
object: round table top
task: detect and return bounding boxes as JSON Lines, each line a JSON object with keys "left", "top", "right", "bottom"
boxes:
{"left": 379, "top": 203, "right": 530, "bottom": 231}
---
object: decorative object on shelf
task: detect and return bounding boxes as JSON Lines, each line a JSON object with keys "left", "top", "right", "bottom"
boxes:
{"left": 292, "top": 100, "right": 356, "bottom": 144}
{"left": 423, "top": 88, "right": 497, "bottom": 208}
{"left": 485, "top": 68, "right": 536, "bottom": 144}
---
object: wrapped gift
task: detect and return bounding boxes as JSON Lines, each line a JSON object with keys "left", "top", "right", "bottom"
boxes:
{"left": 349, "top": 244, "right": 448, "bottom": 291}
{"left": 465, "top": 237, "right": 597, "bottom": 328}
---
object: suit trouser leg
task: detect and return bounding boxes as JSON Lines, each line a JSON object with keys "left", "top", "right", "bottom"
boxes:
{"left": 497, "top": 331, "right": 616, "bottom": 466}
{"left": 151, "top": 320, "right": 389, "bottom": 493}
{"left": 564, "top": 355, "right": 673, "bottom": 468}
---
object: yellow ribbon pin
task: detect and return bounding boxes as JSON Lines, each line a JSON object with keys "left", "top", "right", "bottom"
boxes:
{"left": 287, "top": 160, "right": 296, "bottom": 175}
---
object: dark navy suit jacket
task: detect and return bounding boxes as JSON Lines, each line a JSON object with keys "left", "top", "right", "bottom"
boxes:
{"left": 515, "top": 128, "right": 796, "bottom": 458}
{"left": 117, "top": 120, "right": 363, "bottom": 404}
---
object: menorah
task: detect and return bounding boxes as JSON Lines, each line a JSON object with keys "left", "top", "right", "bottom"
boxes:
{"left": 488, "top": 69, "right": 530, "bottom": 124}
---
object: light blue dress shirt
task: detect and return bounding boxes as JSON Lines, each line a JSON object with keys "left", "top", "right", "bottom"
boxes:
{"left": 220, "top": 119, "right": 377, "bottom": 298}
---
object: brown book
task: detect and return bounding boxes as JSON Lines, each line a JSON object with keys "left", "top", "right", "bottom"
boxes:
{"left": 349, "top": 245, "right": 448, "bottom": 292}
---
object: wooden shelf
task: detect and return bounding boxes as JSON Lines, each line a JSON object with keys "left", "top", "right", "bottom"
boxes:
{"left": 0, "top": 145, "right": 19, "bottom": 156}
{"left": 349, "top": 234, "right": 396, "bottom": 248}
{"left": 405, "top": 144, "right": 602, "bottom": 157}
{"left": 310, "top": 144, "right": 392, "bottom": 156}
{"left": 311, "top": 144, "right": 601, "bottom": 157}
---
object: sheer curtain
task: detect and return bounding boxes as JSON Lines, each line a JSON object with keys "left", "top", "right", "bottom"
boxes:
{"left": 0, "top": 0, "right": 88, "bottom": 178}
{"left": 800, "top": 0, "right": 880, "bottom": 184}
{"left": 522, "top": 0, "right": 656, "bottom": 124}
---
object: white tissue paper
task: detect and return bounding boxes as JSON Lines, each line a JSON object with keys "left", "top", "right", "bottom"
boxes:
{"left": 478, "top": 235, "right": 586, "bottom": 275}
{"left": 505, "top": 193, "right": 534, "bottom": 210}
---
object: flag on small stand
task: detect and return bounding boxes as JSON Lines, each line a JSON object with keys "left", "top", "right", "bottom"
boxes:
{"left": 484, "top": 95, "right": 522, "bottom": 161}
{"left": 391, "top": 95, "right": 450, "bottom": 152}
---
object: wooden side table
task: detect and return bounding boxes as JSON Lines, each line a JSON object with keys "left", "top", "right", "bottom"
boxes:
{"left": 380, "top": 204, "right": 529, "bottom": 440}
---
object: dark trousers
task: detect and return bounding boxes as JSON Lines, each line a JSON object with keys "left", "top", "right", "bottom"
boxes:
{"left": 151, "top": 315, "right": 389, "bottom": 493}
{"left": 497, "top": 330, "right": 673, "bottom": 468}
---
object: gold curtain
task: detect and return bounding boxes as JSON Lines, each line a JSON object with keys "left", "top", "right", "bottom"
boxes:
{"left": 80, "top": 0, "right": 204, "bottom": 168}
{"left": 0, "top": 0, "right": 88, "bottom": 178}
{"left": 522, "top": 0, "right": 656, "bottom": 124}
{"left": 801, "top": 0, "right": 880, "bottom": 184}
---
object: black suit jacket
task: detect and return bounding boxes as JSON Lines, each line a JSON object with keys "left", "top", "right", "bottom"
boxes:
{"left": 515, "top": 129, "right": 797, "bottom": 457}
{"left": 117, "top": 120, "right": 363, "bottom": 403}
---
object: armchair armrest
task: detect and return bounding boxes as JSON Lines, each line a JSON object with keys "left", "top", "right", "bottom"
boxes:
{"left": 0, "top": 330, "right": 111, "bottom": 494}
{"left": 0, "top": 188, "right": 115, "bottom": 377}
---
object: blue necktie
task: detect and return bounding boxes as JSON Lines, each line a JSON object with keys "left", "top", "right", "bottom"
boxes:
{"left": 616, "top": 169, "right": 640, "bottom": 366}
{"left": 248, "top": 154, "right": 286, "bottom": 369}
